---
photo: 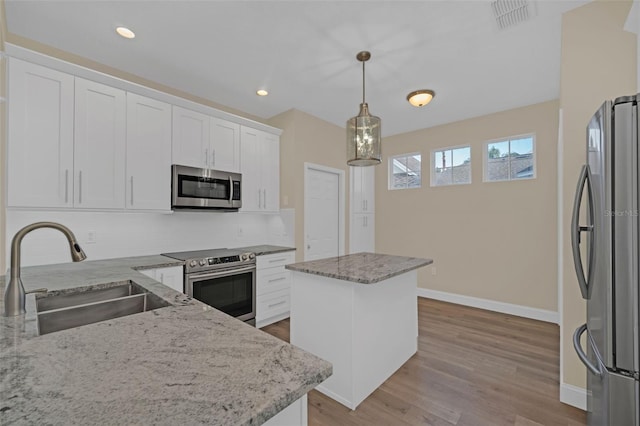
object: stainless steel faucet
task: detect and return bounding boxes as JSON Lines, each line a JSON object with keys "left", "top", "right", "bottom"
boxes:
{"left": 3, "top": 222, "right": 87, "bottom": 317}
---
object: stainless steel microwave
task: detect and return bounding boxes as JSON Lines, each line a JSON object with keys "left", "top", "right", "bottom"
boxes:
{"left": 171, "top": 165, "right": 241, "bottom": 210}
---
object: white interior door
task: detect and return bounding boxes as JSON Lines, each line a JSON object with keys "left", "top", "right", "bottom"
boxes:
{"left": 304, "top": 163, "right": 345, "bottom": 261}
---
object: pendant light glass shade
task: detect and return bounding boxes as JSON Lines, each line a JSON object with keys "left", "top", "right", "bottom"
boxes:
{"left": 347, "top": 51, "right": 381, "bottom": 166}
{"left": 347, "top": 103, "right": 381, "bottom": 166}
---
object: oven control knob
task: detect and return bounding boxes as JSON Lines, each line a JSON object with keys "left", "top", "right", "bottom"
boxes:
{"left": 189, "top": 260, "right": 197, "bottom": 268}
{"left": 249, "top": 253, "right": 256, "bottom": 260}
{"left": 199, "top": 259, "right": 207, "bottom": 266}
{"left": 241, "top": 254, "right": 248, "bottom": 261}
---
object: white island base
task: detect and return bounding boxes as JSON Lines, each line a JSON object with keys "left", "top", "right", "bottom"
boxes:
{"left": 290, "top": 270, "right": 418, "bottom": 410}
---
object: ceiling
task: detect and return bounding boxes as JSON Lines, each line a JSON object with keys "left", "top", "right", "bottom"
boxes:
{"left": 4, "top": 0, "right": 590, "bottom": 137}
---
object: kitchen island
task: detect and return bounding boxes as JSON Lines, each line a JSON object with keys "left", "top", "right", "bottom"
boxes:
{"left": 0, "top": 256, "right": 331, "bottom": 425}
{"left": 286, "top": 252, "right": 432, "bottom": 410}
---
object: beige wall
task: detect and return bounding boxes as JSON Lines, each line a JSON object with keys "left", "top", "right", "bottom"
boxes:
{"left": 268, "top": 109, "right": 350, "bottom": 262}
{"left": 1, "top": 0, "right": 6, "bottom": 273}
{"left": 376, "top": 100, "right": 559, "bottom": 312}
{"left": 560, "top": 0, "right": 636, "bottom": 390}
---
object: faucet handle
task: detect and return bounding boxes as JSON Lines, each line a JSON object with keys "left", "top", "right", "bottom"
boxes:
{"left": 25, "top": 288, "right": 48, "bottom": 294}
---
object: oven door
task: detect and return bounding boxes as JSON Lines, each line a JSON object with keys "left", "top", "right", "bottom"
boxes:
{"left": 186, "top": 265, "right": 256, "bottom": 324}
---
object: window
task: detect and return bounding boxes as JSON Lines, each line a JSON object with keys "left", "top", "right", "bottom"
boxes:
{"left": 431, "top": 145, "right": 471, "bottom": 186}
{"left": 484, "top": 135, "right": 535, "bottom": 182}
{"left": 388, "top": 153, "right": 421, "bottom": 190}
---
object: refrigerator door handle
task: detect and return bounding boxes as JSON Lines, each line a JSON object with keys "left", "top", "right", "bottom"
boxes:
{"left": 571, "top": 164, "right": 596, "bottom": 299}
{"left": 573, "top": 323, "right": 603, "bottom": 377}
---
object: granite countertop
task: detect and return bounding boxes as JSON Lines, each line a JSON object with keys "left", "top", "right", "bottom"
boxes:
{"left": 286, "top": 252, "right": 433, "bottom": 284}
{"left": 232, "top": 245, "right": 296, "bottom": 256}
{"left": 0, "top": 256, "right": 331, "bottom": 425}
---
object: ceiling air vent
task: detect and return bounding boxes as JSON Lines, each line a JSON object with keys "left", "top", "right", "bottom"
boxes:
{"left": 491, "top": 0, "right": 533, "bottom": 30}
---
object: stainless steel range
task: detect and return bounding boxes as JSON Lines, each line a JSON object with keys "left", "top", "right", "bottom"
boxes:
{"left": 162, "top": 249, "right": 256, "bottom": 326}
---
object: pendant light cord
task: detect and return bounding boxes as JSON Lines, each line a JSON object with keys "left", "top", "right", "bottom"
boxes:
{"left": 362, "top": 60, "right": 366, "bottom": 104}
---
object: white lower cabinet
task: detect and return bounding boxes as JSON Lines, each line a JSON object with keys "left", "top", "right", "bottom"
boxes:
{"left": 256, "top": 251, "right": 295, "bottom": 328}
{"left": 263, "top": 395, "right": 308, "bottom": 426}
{"left": 140, "top": 266, "right": 184, "bottom": 293}
{"left": 350, "top": 213, "right": 375, "bottom": 253}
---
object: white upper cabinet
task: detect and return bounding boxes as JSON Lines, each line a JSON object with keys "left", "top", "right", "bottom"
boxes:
{"left": 172, "top": 106, "right": 240, "bottom": 173}
{"left": 240, "top": 126, "right": 280, "bottom": 213}
{"left": 7, "top": 58, "right": 74, "bottom": 208}
{"left": 126, "top": 93, "right": 172, "bottom": 211}
{"left": 172, "top": 106, "right": 210, "bottom": 169}
{"left": 350, "top": 166, "right": 375, "bottom": 214}
{"left": 262, "top": 132, "right": 280, "bottom": 212}
{"left": 74, "top": 78, "right": 126, "bottom": 209}
{"left": 210, "top": 117, "right": 240, "bottom": 173}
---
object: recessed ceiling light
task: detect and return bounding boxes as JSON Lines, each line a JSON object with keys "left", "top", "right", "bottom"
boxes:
{"left": 256, "top": 89, "right": 269, "bottom": 97}
{"left": 116, "top": 26, "right": 136, "bottom": 39}
{"left": 407, "top": 90, "right": 435, "bottom": 107}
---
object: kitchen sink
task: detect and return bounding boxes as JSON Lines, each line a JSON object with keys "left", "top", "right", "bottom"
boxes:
{"left": 35, "top": 281, "right": 170, "bottom": 335}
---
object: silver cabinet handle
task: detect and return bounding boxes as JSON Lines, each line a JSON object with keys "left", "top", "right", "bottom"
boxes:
{"left": 228, "top": 176, "right": 233, "bottom": 204}
{"left": 573, "top": 323, "right": 602, "bottom": 377}
{"left": 263, "top": 189, "right": 267, "bottom": 209}
{"left": 258, "top": 190, "right": 262, "bottom": 209}
{"left": 269, "top": 258, "right": 286, "bottom": 263}
{"left": 267, "top": 277, "right": 286, "bottom": 283}
{"left": 78, "top": 170, "right": 82, "bottom": 204}
{"left": 571, "top": 165, "right": 595, "bottom": 300}
{"left": 362, "top": 200, "right": 365, "bottom": 211}
{"left": 268, "top": 300, "right": 287, "bottom": 309}
{"left": 130, "top": 176, "right": 134, "bottom": 206}
{"left": 64, "top": 169, "right": 69, "bottom": 203}
{"left": 212, "top": 149, "right": 216, "bottom": 167}
{"left": 204, "top": 149, "right": 209, "bottom": 167}
{"left": 160, "top": 273, "right": 164, "bottom": 283}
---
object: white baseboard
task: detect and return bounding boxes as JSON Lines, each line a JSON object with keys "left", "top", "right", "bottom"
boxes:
{"left": 560, "top": 383, "right": 587, "bottom": 410}
{"left": 316, "top": 384, "right": 356, "bottom": 410}
{"left": 416, "top": 288, "right": 559, "bottom": 324}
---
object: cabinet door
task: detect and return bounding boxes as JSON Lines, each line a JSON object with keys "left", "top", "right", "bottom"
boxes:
{"left": 350, "top": 213, "right": 375, "bottom": 253}
{"left": 171, "top": 106, "right": 209, "bottom": 169}
{"left": 240, "top": 126, "right": 262, "bottom": 212}
{"left": 262, "top": 133, "right": 280, "bottom": 212}
{"left": 7, "top": 58, "right": 74, "bottom": 208}
{"left": 126, "top": 93, "right": 172, "bottom": 211}
{"left": 210, "top": 117, "right": 240, "bottom": 173}
{"left": 350, "top": 166, "right": 375, "bottom": 214}
{"left": 74, "top": 78, "right": 126, "bottom": 209}
{"left": 155, "top": 266, "right": 184, "bottom": 293}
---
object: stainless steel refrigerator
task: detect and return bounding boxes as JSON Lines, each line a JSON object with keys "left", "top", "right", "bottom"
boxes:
{"left": 572, "top": 94, "right": 639, "bottom": 426}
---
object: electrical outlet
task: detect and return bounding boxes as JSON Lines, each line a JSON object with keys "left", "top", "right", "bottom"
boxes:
{"left": 87, "top": 231, "right": 97, "bottom": 244}
{"left": 431, "top": 267, "right": 437, "bottom": 276}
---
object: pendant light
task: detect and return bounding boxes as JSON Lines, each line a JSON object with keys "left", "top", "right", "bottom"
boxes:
{"left": 347, "top": 51, "right": 381, "bottom": 166}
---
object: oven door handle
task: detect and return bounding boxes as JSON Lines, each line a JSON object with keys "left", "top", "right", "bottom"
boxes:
{"left": 188, "top": 264, "right": 256, "bottom": 279}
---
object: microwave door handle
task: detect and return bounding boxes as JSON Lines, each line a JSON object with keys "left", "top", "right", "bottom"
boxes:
{"left": 571, "top": 165, "right": 595, "bottom": 299}
{"left": 572, "top": 323, "right": 603, "bottom": 377}
{"left": 229, "top": 176, "right": 233, "bottom": 204}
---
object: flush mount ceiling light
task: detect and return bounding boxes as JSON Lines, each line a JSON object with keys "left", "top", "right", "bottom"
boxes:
{"left": 116, "top": 26, "right": 135, "bottom": 39}
{"left": 347, "top": 51, "right": 381, "bottom": 167}
{"left": 256, "top": 89, "right": 269, "bottom": 96}
{"left": 407, "top": 90, "right": 435, "bottom": 107}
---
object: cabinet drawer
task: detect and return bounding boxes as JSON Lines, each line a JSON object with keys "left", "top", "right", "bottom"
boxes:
{"left": 256, "top": 289, "right": 290, "bottom": 321}
{"left": 257, "top": 269, "right": 291, "bottom": 296}
{"left": 257, "top": 251, "right": 295, "bottom": 270}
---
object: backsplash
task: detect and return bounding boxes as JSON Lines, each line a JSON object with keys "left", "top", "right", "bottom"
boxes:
{"left": 5, "top": 209, "right": 295, "bottom": 268}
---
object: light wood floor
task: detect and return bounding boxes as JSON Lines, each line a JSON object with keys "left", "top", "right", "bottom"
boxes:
{"left": 261, "top": 297, "right": 587, "bottom": 426}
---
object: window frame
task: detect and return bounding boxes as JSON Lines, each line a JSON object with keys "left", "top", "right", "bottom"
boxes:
{"left": 430, "top": 144, "right": 472, "bottom": 187}
{"left": 482, "top": 133, "right": 536, "bottom": 183}
{"left": 388, "top": 152, "right": 422, "bottom": 190}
